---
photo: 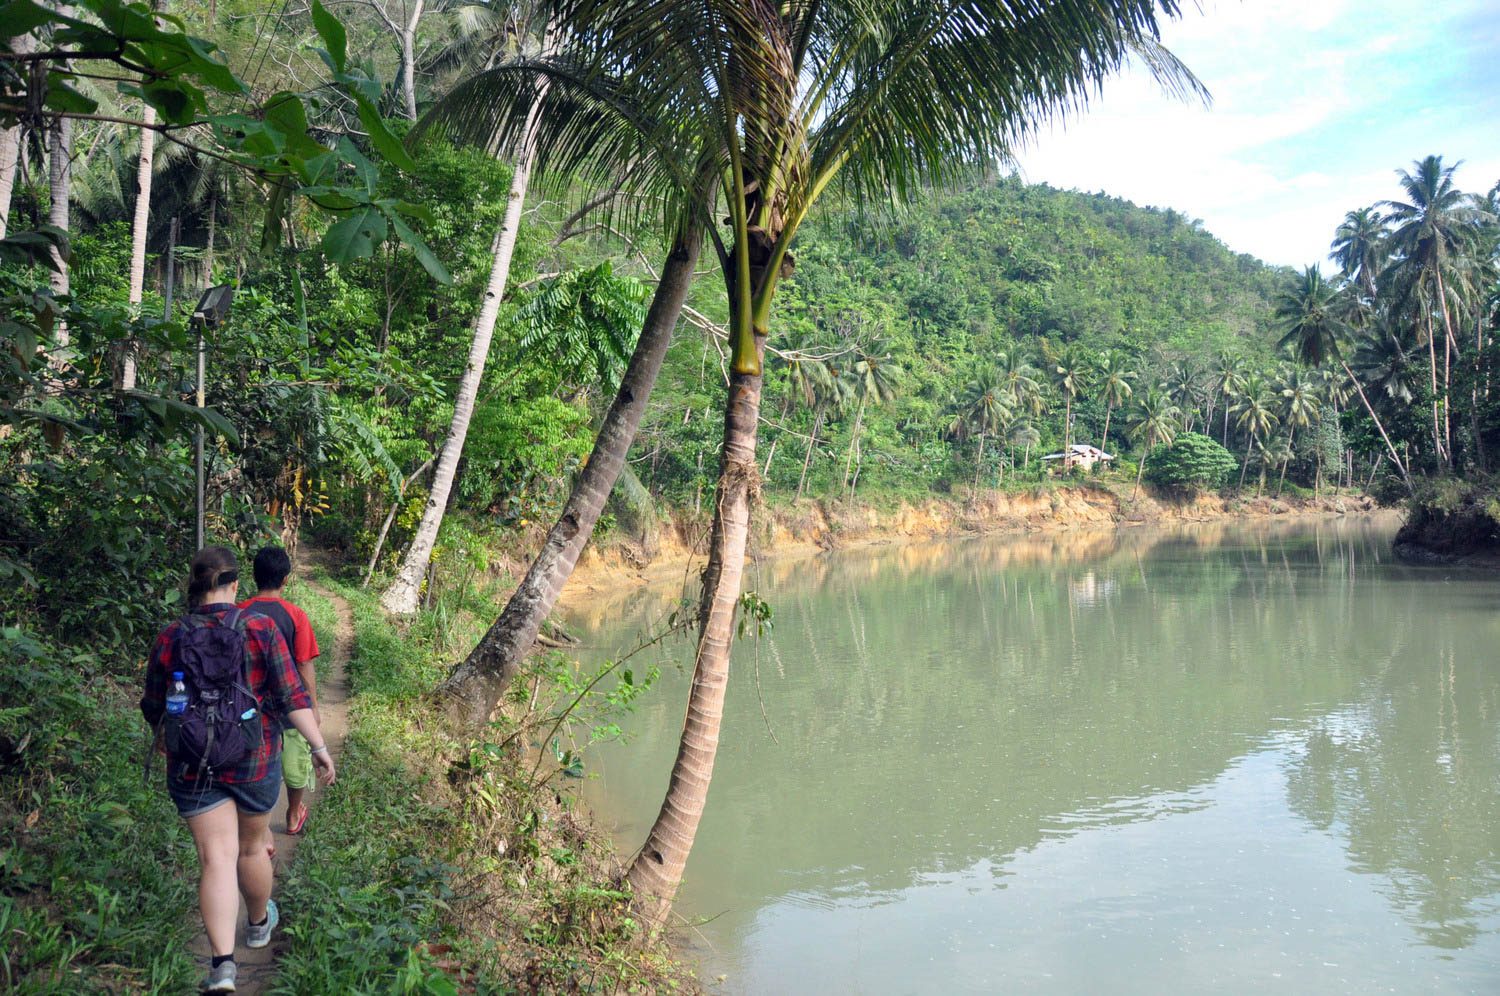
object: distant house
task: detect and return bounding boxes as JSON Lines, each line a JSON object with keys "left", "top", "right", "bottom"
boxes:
{"left": 1040, "top": 444, "right": 1115, "bottom": 472}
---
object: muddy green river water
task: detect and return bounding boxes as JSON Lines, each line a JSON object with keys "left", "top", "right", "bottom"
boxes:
{"left": 565, "top": 515, "right": 1500, "bottom": 993}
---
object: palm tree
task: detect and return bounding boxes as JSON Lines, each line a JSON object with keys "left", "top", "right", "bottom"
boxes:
{"left": 1096, "top": 348, "right": 1136, "bottom": 453}
{"left": 1210, "top": 351, "right": 1244, "bottom": 447}
{"left": 1233, "top": 375, "right": 1278, "bottom": 491}
{"left": 1010, "top": 420, "right": 1041, "bottom": 476}
{"left": 1164, "top": 358, "right": 1201, "bottom": 432}
{"left": 1330, "top": 206, "right": 1386, "bottom": 302}
{"left": 796, "top": 364, "right": 850, "bottom": 500}
{"left": 1277, "top": 365, "right": 1320, "bottom": 451}
{"left": 842, "top": 351, "right": 900, "bottom": 495}
{"left": 1264, "top": 432, "right": 1295, "bottom": 497}
{"left": 1381, "top": 155, "right": 1485, "bottom": 468}
{"left": 954, "top": 368, "right": 1012, "bottom": 490}
{"left": 763, "top": 338, "right": 830, "bottom": 476}
{"left": 997, "top": 348, "right": 1043, "bottom": 417}
{"left": 1275, "top": 265, "right": 1411, "bottom": 491}
{"left": 431, "top": 0, "right": 1202, "bottom": 925}
{"left": 1128, "top": 387, "right": 1180, "bottom": 497}
{"left": 1046, "top": 340, "right": 1090, "bottom": 455}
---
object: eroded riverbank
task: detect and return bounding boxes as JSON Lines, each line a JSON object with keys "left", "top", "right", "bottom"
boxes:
{"left": 560, "top": 485, "right": 1383, "bottom": 611}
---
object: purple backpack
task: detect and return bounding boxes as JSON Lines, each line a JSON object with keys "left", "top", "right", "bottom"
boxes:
{"left": 163, "top": 608, "right": 263, "bottom": 775}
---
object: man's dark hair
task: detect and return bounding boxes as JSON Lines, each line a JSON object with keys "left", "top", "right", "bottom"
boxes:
{"left": 253, "top": 546, "right": 292, "bottom": 591}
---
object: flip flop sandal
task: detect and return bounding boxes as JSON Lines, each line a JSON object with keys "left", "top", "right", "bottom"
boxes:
{"left": 287, "top": 803, "right": 309, "bottom": 835}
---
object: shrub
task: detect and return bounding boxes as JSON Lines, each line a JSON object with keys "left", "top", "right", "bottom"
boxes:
{"left": 1143, "top": 432, "right": 1238, "bottom": 492}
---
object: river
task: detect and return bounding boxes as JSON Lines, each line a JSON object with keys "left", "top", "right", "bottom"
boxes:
{"left": 564, "top": 515, "right": 1500, "bottom": 993}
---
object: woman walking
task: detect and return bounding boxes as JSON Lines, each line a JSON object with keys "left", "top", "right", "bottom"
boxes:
{"left": 140, "top": 546, "right": 336, "bottom": 993}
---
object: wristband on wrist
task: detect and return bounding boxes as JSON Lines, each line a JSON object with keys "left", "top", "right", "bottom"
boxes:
{"left": 311, "top": 745, "right": 329, "bottom": 755}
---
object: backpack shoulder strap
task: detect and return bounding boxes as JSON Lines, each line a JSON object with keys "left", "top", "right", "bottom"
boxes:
{"left": 248, "top": 600, "right": 297, "bottom": 659}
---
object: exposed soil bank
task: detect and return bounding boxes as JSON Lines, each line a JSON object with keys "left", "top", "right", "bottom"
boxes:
{"left": 561, "top": 485, "right": 1380, "bottom": 607}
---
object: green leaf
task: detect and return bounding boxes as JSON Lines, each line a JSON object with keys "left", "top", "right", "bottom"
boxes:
{"left": 355, "top": 97, "right": 417, "bottom": 173}
{"left": 44, "top": 78, "right": 98, "bottom": 115}
{"left": 0, "top": 0, "right": 53, "bottom": 37}
{"left": 385, "top": 211, "right": 451, "bottom": 285}
{"left": 322, "top": 207, "right": 388, "bottom": 265}
{"left": 309, "top": 0, "right": 347, "bottom": 74}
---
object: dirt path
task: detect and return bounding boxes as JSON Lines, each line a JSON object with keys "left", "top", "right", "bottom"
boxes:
{"left": 188, "top": 579, "right": 354, "bottom": 993}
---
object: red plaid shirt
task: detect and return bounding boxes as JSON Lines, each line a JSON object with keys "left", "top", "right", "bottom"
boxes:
{"left": 140, "top": 602, "right": 312, "bottom": 783}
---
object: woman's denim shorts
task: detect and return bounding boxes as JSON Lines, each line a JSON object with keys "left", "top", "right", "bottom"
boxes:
{"left": 167, "top": 757, "right": 282, "bottom": 818}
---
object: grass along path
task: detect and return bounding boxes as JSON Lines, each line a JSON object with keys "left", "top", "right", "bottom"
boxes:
{"left": 185, "top": 579, "right": 352, "bottom": 994}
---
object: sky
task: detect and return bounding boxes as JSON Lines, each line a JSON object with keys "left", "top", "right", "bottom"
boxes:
{"left": 1013, "top": 0, "right": 1500, "bottom": 269}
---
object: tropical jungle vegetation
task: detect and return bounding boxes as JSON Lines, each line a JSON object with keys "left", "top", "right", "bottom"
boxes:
{"left": 2, "top": 0, "right": 1498, "bottom": 989}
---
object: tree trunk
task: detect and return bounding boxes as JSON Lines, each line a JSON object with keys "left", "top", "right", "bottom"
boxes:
{"left": 1238, "top": 444, "right": 1250, "bottom": 491}
{"left": 1434, "top": 266, "right": 1459, "bottom": 467}
{"left": 364, "top": 455, "right": 435, "bottom": 587}
{"left": 795, "top": 408, "right": 822, "bottom": 500}
{"left": 973, "top": 432, "right": 985, "bottom": 491}
{"left": 399, "top": 0, "right": 426, "bottom": 121}
{"left": 204, "top": 182, "right": 217, "bottom": 280}
{"left": 1132, "top": 446, "right": 1147, "bottom": 498}
{"left": 47, "top": 115, "right": 71, "bottom": 344}
{"left": 120, "top": 105, "right": 157, "bottom": 390}
{"left": 438, "top": 227, "right": 703, "bottom": 720}
{"left": 1100, "top": 403, "right": 1113, "bottom": 454}
{"left": 1423, "top": 310, "right": 1444, "bottom": 468}
{"left": 1341, "top": 359, "right": 1412, "bottom": 493}
{"left": 0, "top": 35, "right": 33, "bottom": 239}
{"left": 625, "top": 335, "right": 764, "bottom": 929}
{"left": 842, "top": 398, "right": 865, "bottom": 493}
{"left": 383, "top": 100, "right": 542, "bottom": 615}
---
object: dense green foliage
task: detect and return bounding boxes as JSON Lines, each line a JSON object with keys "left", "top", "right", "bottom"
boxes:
{"left": 1144, "top": 432, "right": 1240, "bottom": 491}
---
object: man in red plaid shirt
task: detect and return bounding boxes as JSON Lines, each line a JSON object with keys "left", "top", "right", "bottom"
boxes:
{"left": 141, "top": 546, "right": 335, "bottom": 993}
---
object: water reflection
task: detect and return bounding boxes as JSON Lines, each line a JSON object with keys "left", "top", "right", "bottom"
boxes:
{"left": 568, "top": 515, "right": 1500, "bottom": 993}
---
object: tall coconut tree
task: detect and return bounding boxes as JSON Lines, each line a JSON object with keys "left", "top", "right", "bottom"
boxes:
{"left": 841, "top": 350, "right": 900, "bottom": 495}
{"left": 429, "top": 0, "right": 1202, "bottom": 926}
{"left": 1275, "top": 265, "right": 1411, "bottom": 492}
{"left": 1380, "top": 155, "right": 1485, "bottom": 468}
{"left": 1233, "top": 374, "right": 1278, "bottom": 491}
{"left": 954, "top": 368, "right": 1011, "bottom": 490}
{"left": 1096, "top": 347, "right": 1135, "bottom": 453}
{"left": 1210, "top": 350, "right": 1243, "bottom": 447}
{"left": 1045, "top": 340, "right": 1090, "bottom": 454}
{"left": 1330, "top": 205, "right": 1386, "bottom": 302}
{"left": 1128, "top": 386, "right": 1179, "bottom": 497}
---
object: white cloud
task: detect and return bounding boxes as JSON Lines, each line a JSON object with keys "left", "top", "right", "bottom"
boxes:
{"left": 1012, "top": 0, "right": 1500, "bottom": 267}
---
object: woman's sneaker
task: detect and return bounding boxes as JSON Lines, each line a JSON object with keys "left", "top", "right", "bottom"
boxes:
{"left": 246, "top": 899, "right": 278, "bottom": 949}
{"left": 201, "top": 959, "right": 237, "bottom": 992}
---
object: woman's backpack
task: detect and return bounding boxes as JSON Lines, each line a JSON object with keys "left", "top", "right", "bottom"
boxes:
{"left": 162, "top": 608, "right": 263, "bottom": 776}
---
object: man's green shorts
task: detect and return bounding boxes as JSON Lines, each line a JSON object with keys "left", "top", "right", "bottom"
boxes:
{"left": 282, "top": 728, "right": 313, "bottom": 791}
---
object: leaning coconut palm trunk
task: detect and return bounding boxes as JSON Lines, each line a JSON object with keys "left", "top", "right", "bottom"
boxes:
{"left": 625, "top": 340, "right": 762, "bottom": 925}
{"left": 440, "top": 225, "right": 703, "bottom": 721}
{"left": 382, "top": 97, "right": 547, "bottom": 616}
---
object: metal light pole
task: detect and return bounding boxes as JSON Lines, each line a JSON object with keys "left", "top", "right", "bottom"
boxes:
{"left": 190, "top": 284, "right": 234, "bottom": 550}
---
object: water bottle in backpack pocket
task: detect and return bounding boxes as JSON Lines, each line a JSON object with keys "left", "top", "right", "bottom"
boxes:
{"left": 162, "top": 608, "right": 263, "bottom": 775}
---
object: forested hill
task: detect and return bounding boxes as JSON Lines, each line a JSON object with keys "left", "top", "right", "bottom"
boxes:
{"left": 640, "top": 177, "right": 1293, "bottom": 505}
{"left": 802, "top": 176, "right": 1288, "bottom": 357}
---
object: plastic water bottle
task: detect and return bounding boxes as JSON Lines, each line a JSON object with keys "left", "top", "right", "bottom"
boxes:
{"left": 166, "top": 672, "right": 189, "bottom": 716}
